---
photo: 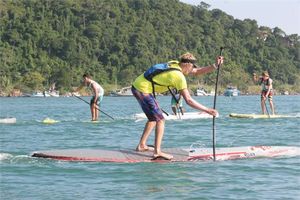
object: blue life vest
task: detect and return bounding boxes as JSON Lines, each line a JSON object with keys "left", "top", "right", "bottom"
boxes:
{"left": 143, "top": 62, "right": 181, "bottom": 103}
{"left": 143, "top": 61, "right": 183, "bottom": 116}
{"left": 144, "top": 63, "right": 180, "bottom": 82}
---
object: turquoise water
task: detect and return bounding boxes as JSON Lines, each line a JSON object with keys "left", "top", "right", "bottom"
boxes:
{"left": 1, "top": 95, "right": 299, "bottom": 200}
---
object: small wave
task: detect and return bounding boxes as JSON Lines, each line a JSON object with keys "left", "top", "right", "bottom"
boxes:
{"left": 294, "top": 113, "right": 300, "bottom": 118}
{"left": 0, "top": 153, "right": 38, "bottom": 164}
{"left": 0, "top": 153, "right": 13, "bottom": 161}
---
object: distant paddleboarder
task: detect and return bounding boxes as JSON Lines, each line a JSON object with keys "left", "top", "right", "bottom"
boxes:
{"left": 171, "top": 92, "right": 184, "bottom": 116}
{"left": 253, "top": 71, "right": 275, "bottom": 115}
{"left": 74, "top": 74, "right": 104, "bottom": 121}
{"left": 132, "top": 52, "right": 223, "bottom": 160}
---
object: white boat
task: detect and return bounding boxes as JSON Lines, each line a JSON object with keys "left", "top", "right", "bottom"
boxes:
{"left": 196, "top": 88, "right": 215, "bottom": 96}
{"left": 47, "top": 90, "right": 59, "bottom": 97}
{"left": 134, "top": 112, "right": 216, "bottom": 121}
{"left": 31, "top": 146, "right": 300, "bottom": 163}
{"left": 283, "top": 91, "right": 289, "bottom": 95}
{"left": 196, "top": 88, "right": 208, "bottom": 96}
{"left": 32, "top": 91, "right": 49, "bottom": 97}
{"left": 110, "top": 86, "right": 133, "bottom": 96}
{"left": 0, "top": 117, "right": 16, "bottom": 124}
{"left": 47, "top": 83, "right": 59, "bottom": 97}
{"left": 207, "top": 91, "right": 215, "bottom": 96}
{"left": 224, "top": 86, "right": 240, "bottom": 96}
{"left": 32, "top": 90, "right": 59, "bottom": 97}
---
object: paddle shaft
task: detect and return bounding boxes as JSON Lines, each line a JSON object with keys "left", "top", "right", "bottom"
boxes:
{"left": 161, "top": 109, "right": 169, "bottom": 116}
{"left": 73, "top": 94, "right": 114, "bottom": 120}
{"left": 176, "top": 104, "right": 182, "bottom": 119}
{"left": 264, "top": 100, "right": 270, "bottom": 117}
{"left": 212, "top": 47, "right": 224, "bottom": 161}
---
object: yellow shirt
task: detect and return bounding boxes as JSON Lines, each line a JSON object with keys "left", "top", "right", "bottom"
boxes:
{"left": 132, "top": 61, "right": 187, "bottom": 94}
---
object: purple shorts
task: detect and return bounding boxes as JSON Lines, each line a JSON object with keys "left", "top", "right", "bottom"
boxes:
{"left": 131, "top": 86, "right": 164, "bottom": 122}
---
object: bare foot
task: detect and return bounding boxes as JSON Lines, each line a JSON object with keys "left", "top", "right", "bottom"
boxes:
{"left": 136, "top": 145, "right": 154, "bottom": 152}
{"left": 152, "top": 152, "right": 173, "bottom": 160}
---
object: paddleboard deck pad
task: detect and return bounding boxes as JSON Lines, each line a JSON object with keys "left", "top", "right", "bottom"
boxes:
{"left": 31, "top": 146, "right": 300, "bottom": 163}
{"left": 229, "top": 113, "right": 294, "bottom": 119}
{"left": 135, "top": 112, "right": 215, "bottom": 121}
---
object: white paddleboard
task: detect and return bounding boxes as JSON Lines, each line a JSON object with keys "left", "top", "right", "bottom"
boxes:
{"left": 229, "top": 113, "right": 294, "bottom": 119}
{"left": 134, "top": 112, "right": 215, "bottom": 121}
{"left": 31, "top": 146, "right": 300, "bottom": 163}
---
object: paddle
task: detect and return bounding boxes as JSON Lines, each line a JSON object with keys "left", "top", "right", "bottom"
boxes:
{"left": 161, "top": 109, "right": 169, "bottom": 116}
{"left": 264, "top": 100, "right": 270, "bottom": 118}
{"left": 72, "top": 94, "right": 115, "bottom": 120}
{"left": 212, "top": 47, "right": 224, "bottom": 161}
{"left": 176, "top": 104, "right": 182, "bottom": 119}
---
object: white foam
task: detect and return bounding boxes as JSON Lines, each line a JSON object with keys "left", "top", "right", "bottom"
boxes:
{"left": 0, "top": 153, "right": 13, "bottom": 161}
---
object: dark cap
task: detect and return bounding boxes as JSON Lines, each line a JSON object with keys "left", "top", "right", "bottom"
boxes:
{"left": 180, "top": 59, "right": 199, "bottom": 68}
{"left": 179, "top": 52, "right": 198, "bottom": 68}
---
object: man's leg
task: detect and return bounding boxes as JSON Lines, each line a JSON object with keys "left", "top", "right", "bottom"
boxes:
{"left": 90, "top": 104, "right": 95, "bottom": 120}
{"left": 269, "top": 99, "right": 275, "bottom": 115}
{"left": 171, "top": 107, "right": 177, "bottom": 115}
{"left": 261, "top": 97, "right": 266, "bottom": 114}
{"left": 94, "top": 105, "right": 99, "bottom": 120}
{"left": 154, "top": 119, "right": 173, "bottom": 160}
{"left": 136, "top": 121, "right": 156, "bottom": 151}
{"left": 90, "top": 97, "right": 97, "bottom": 121}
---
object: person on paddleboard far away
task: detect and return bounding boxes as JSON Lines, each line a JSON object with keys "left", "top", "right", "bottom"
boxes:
{"left": 131, "top": 52, "right": 223, "bottom": 160}
{"left": 73, "top": 74, "right": 104, "bottom": 121}
{"left": 171, "top": 91, "right": 185, "bottom": 116}
{"left": 253, "top": 71, "right": 275, "bottom": 115}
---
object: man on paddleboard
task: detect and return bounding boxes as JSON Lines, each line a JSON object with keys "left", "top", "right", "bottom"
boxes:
{"left": 74, "top": 74, "right": 104, "bottom": 121}
{"left": 171, "top": 92, "right": 184, "bottom": 116}
{"left": 253, "top": 71, "right": 275, "bottom": 115}
{"left": 132, "top": 52, "right": 223, "bottom": 160}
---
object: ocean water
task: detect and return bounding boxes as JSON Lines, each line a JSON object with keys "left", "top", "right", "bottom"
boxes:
{"left": 0, "top": 95, "right": 299, "bottom": 200}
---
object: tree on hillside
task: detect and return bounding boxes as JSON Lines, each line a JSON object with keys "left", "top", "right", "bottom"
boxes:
{"left": 0, "top": 0, "right": 299, "bottom": 95}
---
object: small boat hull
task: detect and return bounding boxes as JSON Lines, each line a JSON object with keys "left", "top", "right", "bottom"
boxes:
{"left": 0, "top": 117, "right": 16, "bottom": 124}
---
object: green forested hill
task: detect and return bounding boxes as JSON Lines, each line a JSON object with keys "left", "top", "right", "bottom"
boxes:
{"left": 0, "top": 0, "right": 299, "bottom": 95}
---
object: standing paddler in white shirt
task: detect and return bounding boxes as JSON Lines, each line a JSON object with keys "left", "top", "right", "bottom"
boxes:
{"left": 74, "top": 74, "right": 104, "bottom": 121}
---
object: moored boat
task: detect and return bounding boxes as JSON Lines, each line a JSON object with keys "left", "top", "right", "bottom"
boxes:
{"left": 0, "top": 117, "right": 16, "bottom": 124}
{"left": 110, "top": 86, "right": 133, "bottom": 96}
{"left": 196, "top": 88, "right": 208, "bottom": 96}
{"left": 224, "top": 86, "right": 240, "bottom": 96}
{"left": 31, "top": 90, "right": 59, "bottom": 97}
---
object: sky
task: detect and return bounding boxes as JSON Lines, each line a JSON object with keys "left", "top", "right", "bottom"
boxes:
{"left": 180, "top": 0, "right": 300, "bottom": 35}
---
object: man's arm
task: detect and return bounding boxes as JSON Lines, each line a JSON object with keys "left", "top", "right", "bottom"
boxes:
{"left": 190, "top": 56, "right": 223, "bottom": 76}
{"left": 180, "top": 88, "right": 218, "bottom": 116}
{"left": 73, "top": 84, "right": 84, "bottom": 94}
{"left": 190, "top": 64, "right": 216, "bottom": 75}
